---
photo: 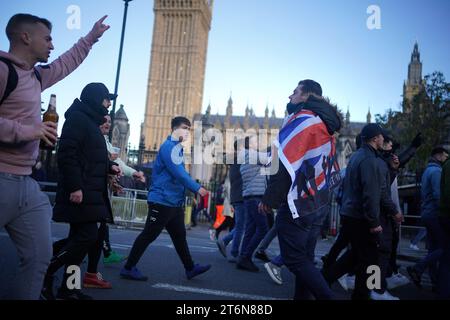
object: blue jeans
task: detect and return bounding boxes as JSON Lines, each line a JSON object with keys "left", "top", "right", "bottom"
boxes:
{"left": 438, "top": 216, "right": 450, "bottom": 299}
{"left": 411, "top": 228, "right": 427, "bottom": 246}
{"left": 276, "top": 204, "right": 333, "bottom": 300}
{"left": 223, "top": 202, "right": 246, "bottom": 257}
{"left": 240, "top": 198, "right": 269, "bottom": 259}
{"left": 414, "top": 216, "right": 446, "bottom": 283}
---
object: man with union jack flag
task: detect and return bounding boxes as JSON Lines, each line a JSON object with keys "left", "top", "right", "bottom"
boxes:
{"left": 259, "top": 80, "right": 342, "bottom": 300}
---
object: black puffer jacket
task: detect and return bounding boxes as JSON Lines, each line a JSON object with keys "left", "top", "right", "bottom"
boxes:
{"left": 53, "top": 98, "right": 115, "bottom": 224}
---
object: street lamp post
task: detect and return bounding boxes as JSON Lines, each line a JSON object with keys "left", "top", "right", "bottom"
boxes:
{"left": 109, "top": 0, "right": 133, "bottom": 141}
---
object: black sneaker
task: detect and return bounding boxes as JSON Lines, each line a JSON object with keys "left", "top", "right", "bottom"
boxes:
{"left": 254, "top": 251, "right": 271, "bottom": 263}
{"left": 321, "top": 254, "right": 330, "bottom": 269}
{"left": 56, "top": 288, "right": 93, "bottom": 300}
{"left": 237, "top": 257, "right": 259, "bottom": 272}
{"left": 40, "top": 275, "right": 55, "bottom": 300}
{"left": 406, "top": 266, "right": 422, "bottom": 289}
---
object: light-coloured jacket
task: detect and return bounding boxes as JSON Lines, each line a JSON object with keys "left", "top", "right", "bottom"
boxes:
{"left": 104, "top": 135, "right": 136, "bottom": 177}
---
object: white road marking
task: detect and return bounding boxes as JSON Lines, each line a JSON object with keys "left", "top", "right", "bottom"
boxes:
{"left": 152, "top": 283, "right": 281, "bottom": 300}
{"left": 0, "top": 232, "right": 217, "bottom": 253}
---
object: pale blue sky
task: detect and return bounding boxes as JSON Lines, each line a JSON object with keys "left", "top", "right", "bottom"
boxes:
{"left": 1, "top": 0, "right": 449, "bottom": 148}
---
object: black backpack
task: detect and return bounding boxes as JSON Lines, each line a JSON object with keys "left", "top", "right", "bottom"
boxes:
{"left": 0, "top": 57, "right": 42, "bottom": 105}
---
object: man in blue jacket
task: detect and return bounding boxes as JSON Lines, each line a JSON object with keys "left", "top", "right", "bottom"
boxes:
{"left": 120, "top": 117, "right": 211, "bottom": 281}
{"left": 407, "top": 147, "right": 448, "bottom": 289}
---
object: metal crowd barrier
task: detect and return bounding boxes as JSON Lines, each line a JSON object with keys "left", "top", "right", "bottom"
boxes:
{"left": 398, "top": 213, "right": 427, "bottom": 258}
{"left": 39, "top": 181, "right": 428, "bottom": 260}
{"left": 111, "top": 188, "right": 149, "bottom": 228}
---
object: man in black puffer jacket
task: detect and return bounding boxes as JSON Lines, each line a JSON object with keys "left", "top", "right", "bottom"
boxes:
{"left": 41, "top": 83, "right": 121, "bottom": 300}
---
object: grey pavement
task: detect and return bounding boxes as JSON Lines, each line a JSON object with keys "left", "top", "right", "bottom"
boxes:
{"left": 0, "top": 223, "right": 437, "bottom": 300}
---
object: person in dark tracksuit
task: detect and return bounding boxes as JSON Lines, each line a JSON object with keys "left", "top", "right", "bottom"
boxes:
{"left": 322, "top": 134, "right": 404, "bottom": 300}
{"left": 40, "top": 83, "right": 121, "bottom": 300}
{"left": 120, "top": 117, "right": 211, "bottom": 281}
{"left": 338, "top": 123, "right": 396, "bottom": 300}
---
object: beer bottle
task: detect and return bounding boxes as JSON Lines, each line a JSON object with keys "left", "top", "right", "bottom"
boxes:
{"left": 40, "top": 94, "right": 59, "bottom": 150}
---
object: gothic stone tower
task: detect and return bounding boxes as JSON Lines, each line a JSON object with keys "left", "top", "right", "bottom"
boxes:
{"left": 143, "top": 0, "right": 213, "bottom": 150}
{"left": 403, "top": 42, "right": 424, "bottom": 112}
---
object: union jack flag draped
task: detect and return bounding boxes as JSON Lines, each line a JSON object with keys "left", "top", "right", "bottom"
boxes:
{"left": 275, "top": 109, "right": 341, "bottom": 219}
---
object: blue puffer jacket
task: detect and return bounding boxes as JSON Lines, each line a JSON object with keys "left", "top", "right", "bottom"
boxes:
{"left": 421, "top": 158, "right": 442, "bottom": 219}
{"left": 148, "top": 136, "right": 201, "bottom": 207}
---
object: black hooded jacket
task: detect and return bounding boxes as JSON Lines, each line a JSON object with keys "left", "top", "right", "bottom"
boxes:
{"left": 53, "top": 97, "right": 116, "bottom": 224}
{"left": 262, "top": 95, "right": 342, "bottom": 209}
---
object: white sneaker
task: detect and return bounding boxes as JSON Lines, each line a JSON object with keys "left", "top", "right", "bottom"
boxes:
{"left": 209, "top": 229, "right": 216, "bottom": 241}
{"left": 370, "top": 290, "right": 400, "bottom": 300}
{"left": 387, "top": 272, "right": 411, "bottom": 290}
{"left": 264, "top": 262, "right": 283, "bottom": 285}
{"left": 346, "top": 275, "right": 355, "bottom": 290}
{"left": 337, "top": 275, "right": 348, "bottom": 291}
{"left": 409, "top": 244, "right": 420, "bottom": 251}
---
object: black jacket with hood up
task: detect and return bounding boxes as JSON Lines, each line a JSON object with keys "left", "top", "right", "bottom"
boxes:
{"left": 53, "top": 92, "right": 116, "bottom": 224}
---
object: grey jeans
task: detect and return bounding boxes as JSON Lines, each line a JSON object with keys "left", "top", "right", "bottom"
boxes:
{"left": 0, "top": 173, "right": 52, "bottom": 300}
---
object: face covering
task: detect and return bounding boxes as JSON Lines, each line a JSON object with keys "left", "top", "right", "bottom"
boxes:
{"left": 172, "top": 128, "right": 190, "bottom": 142}
{"left": 286, "top": 102, "right": 305, "bottom": 115}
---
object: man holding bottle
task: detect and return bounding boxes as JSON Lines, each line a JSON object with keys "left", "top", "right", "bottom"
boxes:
{"left": 0, "top": 13, "right": 110, "bottom": 299}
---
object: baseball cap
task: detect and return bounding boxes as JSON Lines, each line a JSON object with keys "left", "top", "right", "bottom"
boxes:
{"left": 80, "top": 83, "right": 117, "bottom": 104}
{"left": 360, "top": 123, "right": 388, "bottom": 141}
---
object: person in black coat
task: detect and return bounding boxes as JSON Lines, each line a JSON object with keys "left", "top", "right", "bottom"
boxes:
{"left": 41, "top": 83, "right": 121, "bottom": 300}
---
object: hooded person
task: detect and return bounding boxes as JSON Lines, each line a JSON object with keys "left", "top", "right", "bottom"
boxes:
{"left": 41, "top": 82, "right": 121, "bottom": 300}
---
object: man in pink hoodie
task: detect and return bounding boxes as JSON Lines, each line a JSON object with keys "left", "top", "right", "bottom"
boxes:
{"left": 0, "top": 13, "right": 109, "bottom": 300}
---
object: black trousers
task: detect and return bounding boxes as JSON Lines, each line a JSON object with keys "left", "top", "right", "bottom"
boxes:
{"left": 375, "top": 214, "right": 393, "bottom": 293}
{"left": 323, "top": 214, "right": 392, "bottom": 294}
{"left": 45, "top": 222, "right": 98, "bottom": 289}
{"left": 341, "top": 216, "right": 380, "bottom": 300}
{"left": 322, "top": 220, "right": 355, "bottom": 285}
{"left": 387, "top": 223, "right": 400, "bottom": 276}
{"left": 125, "top": 203, "right": 194, "bottom": 271}
{"left": 53, "top": 222, "right": 109, "bottom": 274}
{"left": 102, "top": 223, "right": 112, "bottom": 257}
{"left": 86, "top": 222, "right": 108, "bottom": 273}
{"left": 325, "top": 228, "right": 350, "bottom": 267}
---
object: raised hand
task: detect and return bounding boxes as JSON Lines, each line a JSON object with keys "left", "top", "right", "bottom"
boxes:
{"left": 89, "top": 15, "right": 110, "bottom": 41}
